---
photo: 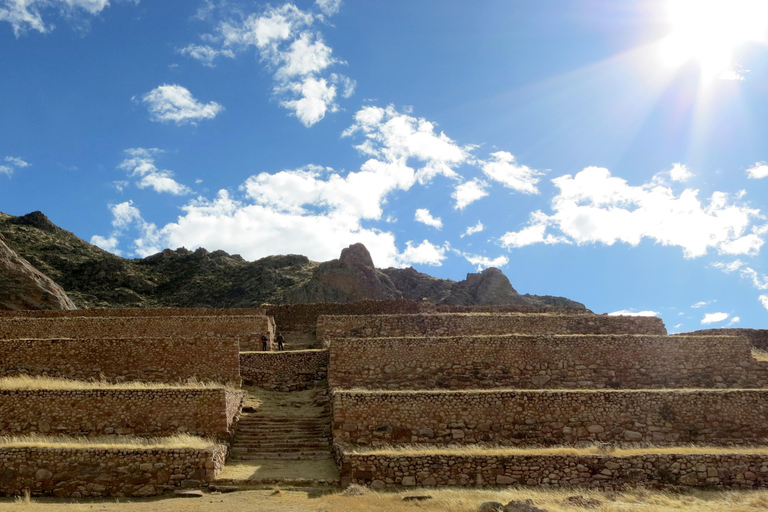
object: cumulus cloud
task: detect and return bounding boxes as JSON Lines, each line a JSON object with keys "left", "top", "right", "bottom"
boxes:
{"left": 461, "top": 221, "right": 484, "bottom": 238}
{"left": 90, "top": 200, "right": 159, "bottom": 256}
{"left": 397, "top": 240, "right": 447, "bottom": 266}
{"left": 453, "top": 179, "right": 488, "bottom": 210}
{"left": 701, "top": 312, "right": 729, "bottom": 324}
{"left": 118, "top": 148, "right": 191, "bottom": 196}
{"left": 90, "top": 235, "right": 120, "bottom": 254}
{"left": 500, "top": 166, "right": 764, "bottom": 258}
{"left": 668, "top": 163, "right": 693, "bottom": 182}
{"left": 728, "top": 316, "right": 741, "bottom": 325}
{"left": 0, "top": 155, "right": 29, "bottom": 176}
{"left": 608, "top": 309, "right": 660, "bottom": 317}
{"left": 481, "top": 151, "right": 543, "bottom": 194}
{"left": 177, "top": 44, "right": 234, "bottom": 67}
{"left": 458, "top": 251, "right": 509, "bottom": 270}
{"left": 182, "top": 3, "right": 353, "bottom": 126}
{"left": 344, "top": 104, "right": 471, "bottom": 184}
{"left": 0, "top": 0, "right": 114, "bottom": 36}
{"left": 140, "top": 85, "right": 223, "bottom": 126}
{"left": 747, "top": 162, "right": 768, "bottom": 179}
{"left": 414, "top": 208, "right": 442, "bottom": 229}
{"left": 760, "top": 295, "right": 768, "bottom": 311}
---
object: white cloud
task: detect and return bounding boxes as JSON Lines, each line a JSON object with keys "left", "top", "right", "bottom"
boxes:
{"left": 760, "top": 295, "right": 768, "bottom": 311}
{"left": 0, "top": 0, "right": 112, "bottom": 36}
{"left": 0, "top": 155, "right": 30, "bottom": 177}
{"left": 701, "top": 312, "right": 729, "bottom": 324}
{"left": 728, "top": 316, "right": 741, "bottom": 325}
{"left": 183, "top": 3, "right": 351, "bottom": 126}
{"left": 608, "top": 310, "right": 660, "bottom": 317}
{"left": 500, "top": 210, "right": 570, "bottom": 248}
{"left": 481, "top": 151, "right": 543, "bottom": 194}
{"left": 110, "top": 200, "right": 142, "bottom": 229}
{"left": 500, "top": 166, "right": 763, "bottom": 257}
{"left": 344, "top": 104, "right": 470, "bottom": 184}
{"left": 691, "top": 300, "right": 714, "bottom": 308}
{"left": 414, "top": 208, "right": 442, "bottom": 229}
{"left": 453, "top": 179, "right": 488, "bottom": 210}
{"left": 90, "top": 235, "right": 120, "bottom": 255}
{"left": 177, "top": 44, "right": 234, "bottom": 67}
{"left": 712, "top": 259, "right": 768, "bottom": 290}
{"left": 315, "top": 0, "right": 341, "bottom": 16}
{"left": 458, "top": 251, "right": 509, "bottom": 270}
{"left": 461, "top": 221, "right": 484, "bottom": 238}
{"left": 747, "top": 162, "right": 768, "bottom": 179}
{"left": 397, "top": 240, "right": 447, "bottom": 266}
{"left": 719, "top": 68, "right": 749, "bottom": 81}
{"left": 668, "top": 163, "right": 693, "bottom": 182}
{"left": 140, "top": 84, "right": 223, "bottom": 126}
{"left": 118, "top": 148, "right": 191, "bottom": 196}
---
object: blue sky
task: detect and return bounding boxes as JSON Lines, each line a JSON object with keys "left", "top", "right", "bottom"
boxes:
{"left": 1, "top": 0, "right": 768, "bottom": 330}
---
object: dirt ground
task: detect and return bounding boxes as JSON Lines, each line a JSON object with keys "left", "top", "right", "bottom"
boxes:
{"left": 5, "top": 487, "right": 768, "bottom": 512}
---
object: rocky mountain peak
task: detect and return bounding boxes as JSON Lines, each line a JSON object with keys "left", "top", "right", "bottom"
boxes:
{"left": 339, "top": 243, "right": 374, "bottom": 269}
{"left": 11, "top": 211, "right": 62, "bottom": 233}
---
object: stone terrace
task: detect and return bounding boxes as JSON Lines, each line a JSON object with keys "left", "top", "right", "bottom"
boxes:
{"left": 327, "top": 310, "right": 768, "bottom": 490}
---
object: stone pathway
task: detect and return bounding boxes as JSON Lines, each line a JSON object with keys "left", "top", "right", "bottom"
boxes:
{"left": 216, "top": 385, "right": 338, "bottom": 486}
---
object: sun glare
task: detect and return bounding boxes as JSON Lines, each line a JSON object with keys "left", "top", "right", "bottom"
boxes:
{"left": 660, "top": 0, "right": 768, "bottom": 79}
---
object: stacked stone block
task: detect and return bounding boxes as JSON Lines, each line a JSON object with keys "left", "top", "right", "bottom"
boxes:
{"left": 327, "top": 312, "right": 768, "bottom": 489}
{"left": 0, "top": 309, "right": 256, "bottom": 497}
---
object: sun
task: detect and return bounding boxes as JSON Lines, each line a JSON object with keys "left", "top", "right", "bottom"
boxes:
{"left": 659, "top": 0, "right": 768, "bottom": 79}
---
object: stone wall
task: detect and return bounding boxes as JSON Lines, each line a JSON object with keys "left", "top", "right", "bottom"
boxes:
{"left": 317, "top": 313, "right": 666, "bottom": 345}
{"left": 0, "top": 337, "right": 240, "bottom": 384}
{"left": 332, "top": 389, "right": 768, "bottom": 446}
{"left": 329, "top": 334, "right": 767, "bottom": 390}
{"left": 0, "top": 308, "right": 265, "bottom": 318}
{"left": 0, "top": 388, "right": 245, "bottom": 438}
{"left": 684, "top": 329, "right": 768, "bottom": 351}
{"left": 338, "top": 450, "right": 768, "bottom": 489}
{"left": 265, "top": 300, "right": 584, "bottom": 332}
{"left": 0, "top": 315, "right": 273, "bottom": 352}
{"left": 240, "top": 350, "right": 329, "bottom": 391}
{"left": 0, "top": 445, "right": 227, "bottom": 497}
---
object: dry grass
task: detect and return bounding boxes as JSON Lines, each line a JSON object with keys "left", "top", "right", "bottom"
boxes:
{"left": 752, "top": 348, "right": 768, "bottom": 362}
{"left": 346, "top": 443, "right": 768, "bottom": 457}
{"left": 336, "top": 387, "right": 759, "bottom": 395}
{"left": 4, "top": 488, "right": 768, "bottom": 512}
{"left": 244, "top": 385, "right": 327, "bottom": 418}
{"left": 0, "top": 433, "right": 217, "bottom": 450}
{"left": 216, "top": 459, "right": 339, "bottom": 481}
{"left": 0, "top": 375, "right": 236, "bottom": 391}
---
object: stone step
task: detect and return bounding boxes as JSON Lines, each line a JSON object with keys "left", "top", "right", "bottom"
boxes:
{"left": 231, "top": 445, "right": 330, "bottom": 454}
{"left": 231, "top": 451, "right": 332, "bottom": 460}
{"left": 234, "top": 436, "right": 329, "bottom": 445}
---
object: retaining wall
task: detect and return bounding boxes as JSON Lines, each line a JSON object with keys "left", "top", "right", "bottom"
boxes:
{"left": 0, "top": 315, "right": 274, "bottom": 352}
{"left": 0, "top": 337, "right": 240, "bottom": 384}
{"left": 0, "top": 445, "right": 226, "bottom": 497}
{"left": 240, "top": 350, "right": 328, "bottom": 391}
{"left": 318, "top": 313, "right": 666, "bottom": 345}
{"left": 329, "top": 335, "right": 767, "bottom": 390}
{"left": 338, "top": 450, "right": 768, "bottom": 489}
{"left": 0, "top": 388, "right": 245, "bottom": 438}
{"left": 684, "top": 329, "right": 768, "bottom": 351}
{"left": 0, "top": 308, "right": 265, "bottom": 318}
{"left": 265, "top": 300, "right": 585, "bottom": 332}
{"left": 332, "top": 389, "right": 768, "bottom": 446}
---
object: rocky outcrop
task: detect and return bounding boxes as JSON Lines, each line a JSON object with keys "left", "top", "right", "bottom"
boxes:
{"left": 281, "top": 243, "right": 401, "bottom": 303}
{"left": 0, "top": 235, "right": 76, "bottom": 310}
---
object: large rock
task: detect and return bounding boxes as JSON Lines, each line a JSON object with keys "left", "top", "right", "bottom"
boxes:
{"left": 281, "top": 243, "right": 401, "bottom": 303}
{"left": 0, "top": 235, "right": 76, "bottom": 310}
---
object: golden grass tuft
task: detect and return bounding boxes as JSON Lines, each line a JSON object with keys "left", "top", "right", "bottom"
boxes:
{"left": 0, "top": 374, "right": 236, "bottom": 391}
{"left": 752, "top": 348, "right": 768, "bottom": 362}
{"left": 0, "top": 433, "right": 216, "bottom": 450}
{"left": 347, "top": 443, "right": 768, "bottom": 457}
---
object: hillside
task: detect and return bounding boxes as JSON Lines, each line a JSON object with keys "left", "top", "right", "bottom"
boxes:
{"left": 0, "top": 211, "right": 586, "bottom": 310}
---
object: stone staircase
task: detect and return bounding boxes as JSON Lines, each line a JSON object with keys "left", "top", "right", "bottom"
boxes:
{"left": 229, "top": 413, "right": 332, "bottom": 461}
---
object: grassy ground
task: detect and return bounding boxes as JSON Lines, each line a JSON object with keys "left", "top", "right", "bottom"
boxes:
{"left": 0, "top": 434, "right": 214, "bottom": 450}
{"left": 4, "top": 487, "right": 768, "bottom": 512}
{"left": 216, "top": 459, "right": 339, "bottom": 481}
{"left": 0, "top": 375, "right": 233, "bottom": 390}
{"left": 244, "top": 385, "right": 327, "bottom": 418}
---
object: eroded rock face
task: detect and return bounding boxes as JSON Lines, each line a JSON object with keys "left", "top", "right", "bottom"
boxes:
{"left": 0, "top": 235, "right": 76, "bottom": 310}
{"left": 282, "top": 243, "right": 401, "bottom": 303}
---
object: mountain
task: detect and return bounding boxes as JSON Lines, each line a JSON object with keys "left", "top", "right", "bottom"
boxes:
{"left": 0, "top": 232, "right": 75, "bottom": 310}
{"left": 0, "top": 211, "right": 586, "bottom": 310}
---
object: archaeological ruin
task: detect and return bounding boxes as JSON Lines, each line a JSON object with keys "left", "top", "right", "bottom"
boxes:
{"left": 0, "top": 301, "right": 767, "bottom": 496}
